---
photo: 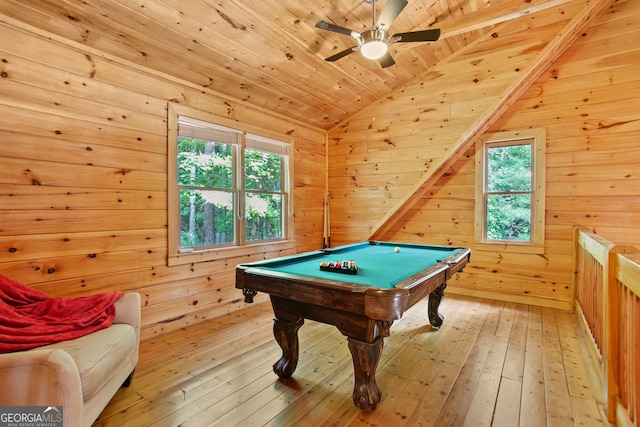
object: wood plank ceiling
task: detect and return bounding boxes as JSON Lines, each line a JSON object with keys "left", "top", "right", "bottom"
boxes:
{"left": 0, "top": 0, "right": 576, "bottom": 130}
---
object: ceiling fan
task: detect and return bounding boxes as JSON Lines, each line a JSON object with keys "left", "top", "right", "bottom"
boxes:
{"left": 315, "top": 0, "right": 441, "bottom": 68}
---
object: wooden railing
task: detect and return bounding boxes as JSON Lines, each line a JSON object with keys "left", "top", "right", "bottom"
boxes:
{"left": 607, "top": 252, "right": 640, "bottom": 425}
{"left": 573, "top": 227, "right": 614, "bottom": 373}
{"left": 572, "top": 227, "right": 640, "bottom": 426}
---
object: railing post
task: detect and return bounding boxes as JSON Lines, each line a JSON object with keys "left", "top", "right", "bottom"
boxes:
{"left": 605, "top": 248, "right": 620, "bottom": 423}
{"left": 571, "top": 226, "right": 582, "bottom": 314}
{"left": 604, "top": 247, "right": 640, "bottom": 424}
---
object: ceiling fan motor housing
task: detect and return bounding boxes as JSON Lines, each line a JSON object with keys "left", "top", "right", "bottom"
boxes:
{"left": 359, "top": 29, "right": 391, "bottom": 59}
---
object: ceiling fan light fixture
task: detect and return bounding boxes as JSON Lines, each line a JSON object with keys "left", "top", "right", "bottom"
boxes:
{"left": 359, "top": 29, "right": 389, "bottom": 60}
{"left": 361, "top": 40, "right": 387, "bottom": 59}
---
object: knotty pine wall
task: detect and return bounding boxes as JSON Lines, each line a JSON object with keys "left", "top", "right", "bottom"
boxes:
{"left": 0, "top": 19, "right": 326, "bottom": 340}
{"left": 327, "top": 0, "right": 639, "bottom": 310}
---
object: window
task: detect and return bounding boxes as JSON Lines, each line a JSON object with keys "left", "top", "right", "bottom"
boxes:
{"left": 475, "top": 129, "right": 545, "bottom": 253}
{"left": 168, "top": 104, "right": 292, "bottom": 265}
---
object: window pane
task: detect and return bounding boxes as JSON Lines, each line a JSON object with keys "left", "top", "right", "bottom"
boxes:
{"left": 245, "top": 193, "right": 283, "bottom": 242}
{"left": 244, "top": 149, "right": 282, "bottom": 191}
{"left": 177, "top": 137, "right": 233, "bottom": 188}
{"left": 487, "top": 144, "right": 532, "bottom": 192}
{"left": 180, "top": 189, "right": 235, "bottom": 247}
{"left": 486, "top": 193, "right": 531, "bottom": 241}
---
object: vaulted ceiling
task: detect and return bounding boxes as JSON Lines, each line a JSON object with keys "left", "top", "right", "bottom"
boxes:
{"left": 0, "top": 0, "right": 581, "bottom": 130}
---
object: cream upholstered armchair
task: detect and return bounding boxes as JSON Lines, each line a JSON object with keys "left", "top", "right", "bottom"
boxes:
{"left": 0, "top": 292, "right": 140, "bottom": 426}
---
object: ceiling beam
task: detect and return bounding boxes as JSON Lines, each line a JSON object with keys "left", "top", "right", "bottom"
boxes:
{"left": 438, "top": 0, "right": 579, "bottom": 39}
{"left": 369, "top": 0, "right": 615, "bottom": 241}
{"left": 393, "top": 0, "right": 578, "bottom": 57}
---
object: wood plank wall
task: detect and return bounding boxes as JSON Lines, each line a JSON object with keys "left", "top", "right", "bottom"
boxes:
{"left": 0, "top": 17, "right": 326, "bottom": 340}
{"left": 327, "top": 0, "right": 640, "bottom": 310}
{"left": 0, "top": 0, "right": 637, "bottom": 339}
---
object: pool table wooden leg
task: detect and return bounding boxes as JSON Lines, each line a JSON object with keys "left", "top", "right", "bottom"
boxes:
{"left": 347, "top": 337, "right": 383, "bottom": 412}
{"left": 428, "top": 282, "right": 446, "bottom": 328}
{"left": 272, "top": 316, "right": 304, "bottom": 378}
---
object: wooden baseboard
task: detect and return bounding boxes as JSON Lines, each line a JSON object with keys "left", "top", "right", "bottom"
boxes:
{"left": 446, "top": 286, "right": 571, "bottom": 310}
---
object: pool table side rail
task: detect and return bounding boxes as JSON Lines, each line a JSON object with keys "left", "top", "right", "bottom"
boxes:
{"left": 443, "top": 247, "right": 471, "bottom": 280}
{"left": 401, "top": 247, "right": 471, "bottom": 309}
{"left": 391, "top": 247, "right": 470, "bottom": 290}
{"left": 236, "top": 265, "right": 381, "bottom": 315}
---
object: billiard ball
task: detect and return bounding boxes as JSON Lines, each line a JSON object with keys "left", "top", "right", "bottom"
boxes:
{"left": 394, "top": 247, "right": 400, "bottom": 253}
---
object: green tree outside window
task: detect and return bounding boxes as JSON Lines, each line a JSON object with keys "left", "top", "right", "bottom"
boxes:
{"left": 244, "top": 149, "right": 285, "bottom": 242}
{"left": 176, "top": 129, "right": 288, "bottom": 249}
{"left": 177, "top": 137, "right": 235, "bottom": 247}
{"left": 485, "top": 143, "right": 532, "bottom": 241}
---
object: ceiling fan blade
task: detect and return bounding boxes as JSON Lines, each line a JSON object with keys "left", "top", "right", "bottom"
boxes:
{"left": 379, "top": 52, "right": 395, "bottom": 68}
{"left": 325, "top": 46, "right": 359, "bottom": 62}
{"left": 393, "top": 29, "right": 441, "bottom": 43}
{"left": 376, "top": 0, "right": 408, "bottom": 29}
{"left": 315, "top": 21, "right": 358, "bottom": 37}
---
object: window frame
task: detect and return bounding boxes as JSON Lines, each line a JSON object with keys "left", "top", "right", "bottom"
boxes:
{"left": 474, "top": 128, "right": 546, "bottom": 254}
{"left": 168, "top": 103, "right": 294, "bottom": 266}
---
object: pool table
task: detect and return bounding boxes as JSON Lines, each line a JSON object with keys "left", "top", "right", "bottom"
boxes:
{"left": 235, "top": 241, "right": 471, "bottom": 412}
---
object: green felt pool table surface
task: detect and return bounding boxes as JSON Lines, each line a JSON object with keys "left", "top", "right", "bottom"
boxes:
{"left": 253, "top": 241, "right": 465, "bottom": 289}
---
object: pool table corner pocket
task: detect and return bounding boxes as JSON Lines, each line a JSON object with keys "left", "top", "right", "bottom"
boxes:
{"left": 363, "top": 288, "right": 410, "bottom": 321}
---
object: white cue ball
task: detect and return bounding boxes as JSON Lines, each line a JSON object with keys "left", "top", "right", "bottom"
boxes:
{"left": 394, "top": 247, "right": 400, "bottom": 253}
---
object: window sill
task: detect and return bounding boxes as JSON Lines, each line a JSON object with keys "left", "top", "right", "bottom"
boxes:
{"left": 168, "top": 240, "right": 296, "bottom": 266}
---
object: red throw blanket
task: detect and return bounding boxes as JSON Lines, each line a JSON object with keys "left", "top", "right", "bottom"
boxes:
{"left": 0, "top": 274, "right": 123, "bottom": 353}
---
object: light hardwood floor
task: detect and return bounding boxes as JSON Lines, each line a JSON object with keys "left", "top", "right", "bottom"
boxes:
{"left": 94, "top": 294, "right": 613, "bottom": 426}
